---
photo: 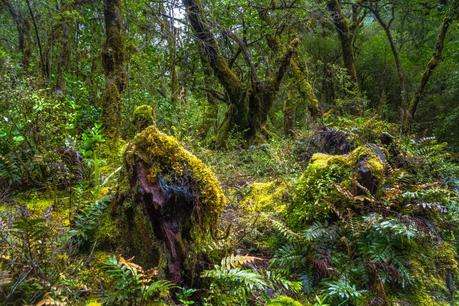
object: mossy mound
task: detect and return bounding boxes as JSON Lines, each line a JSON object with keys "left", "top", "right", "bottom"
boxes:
{"left": 240, "top": 180, "right": 291, "bottom": 215}
{"left": 323, "top": 115, "right": 398, "bottom": 146}
{"left": 269, "top": 135, "right": 459, "bottom": 305}
{"left": 267, "top": 295, "right": 303, "bottom": 306}
{"left": 132, "top": 104, "right": 155, "bottom": 129}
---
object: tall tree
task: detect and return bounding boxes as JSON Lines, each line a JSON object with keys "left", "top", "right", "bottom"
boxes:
{"left": 183, "top": 0, "right": 299, "bottom": 146}
{"left": 25, "top": 0, "right": 47, "bottom": 80}
{"left": 102, "top": 0, "right": 127, "bottom": 137}
{"left": 55, "top": 4, "right": 71, "bottom": 95}
{"left": 257, "top": 5, "right": 321, "bottom": 136}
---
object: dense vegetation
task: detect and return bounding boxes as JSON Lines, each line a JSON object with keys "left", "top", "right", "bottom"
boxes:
{"left": 0, "top": 0, "right": 459, "bottom": 305}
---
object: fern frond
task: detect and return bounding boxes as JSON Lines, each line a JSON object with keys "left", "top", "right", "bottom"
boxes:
{"left": 0, "top": 154, "right": 20, "bottom": 185}
{"left": 202, "top": 267, "right": 267, "bottom": 291}
{"left": 144, "top": 280, "right": 175, "bottom": 298}
{"left": 303, "top": 221, "right": 338, "bottom": 243}
{"left": 272, "top": 219, "right": 304, "bottom": 243}
{"left": 221, "top": 254, "right": 262, "bottom": 269}
{"left": 69, "top": 194, "right": 113, "bottom": 244}
{"left": 263, "top": 270, "right": 302, "bottom": 293}
{"left": 271, "top": 244, "right": 305, "bottom": 270}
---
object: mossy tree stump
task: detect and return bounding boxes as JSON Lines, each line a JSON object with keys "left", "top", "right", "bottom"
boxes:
{"left": 110, "top": 126, "right": 226, "bottom": 285}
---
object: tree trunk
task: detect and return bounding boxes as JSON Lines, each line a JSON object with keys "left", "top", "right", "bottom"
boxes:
{"left": 327, "top": 0, "right": 359, "bottom": 90}
{"left": 257, "top": 8, "right": 321, "bottom": 131}
{"left": 168, "top": 21, "right": 179, "bottom": 106}
{"left": 197, "top": 58, "right": 219, "bottom": 138}
{"left": 5, "top": 1, "right": 32, "bottom": 69}
{"left": 55, "top": 14, "right": 71, "bottom": 95}
{"left": 102, "top": 0, "right": 127, "bottom": 137}
{"left": 25, "top": 0, "right": 48, "bottom": 80}
{"left": 405, "top": 17, "right": 451, "bottom": 129}
{"left": 283, "top": 91, "right": 295, "bottom": 137}
{"left": 291, "top": 57, "right": 322, "bottom": 120}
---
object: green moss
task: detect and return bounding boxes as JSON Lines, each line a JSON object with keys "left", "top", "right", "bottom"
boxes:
{"left": 93, "top": 209, "right": 121, "bottom": 246}
{"left": 132, "top": 104, "right": 156, "bottom": 132}
{"left": 102, "top": 80, "right": 122, "bottom": 137}
{"left": 241, "top": 180, "right": 290, "bottom": 214}
{"left": 104, "top": 126, "right": 227, "bottom": 272}
{"left": 323, "top": 115, "right": 398, "bottom": 145}
{"left": 401, "top": 241, "right": 458, "bottom": 305}
{"left": 290, "top": 145, "right": 385, "bottom": 226}
{"left": 125, "top": 126, "right": 227, "bottom": 223}
{"left": 308, "top": 152, "right": 347, "bottom": 169}
{"left": 268, "top": 295, "right": 304, "bottom": 306}
{"left": 13, "top": 192, "right": 71, "bottom": 224}
{"left": 95, "top": 137, "right": 127, "bottom": 177}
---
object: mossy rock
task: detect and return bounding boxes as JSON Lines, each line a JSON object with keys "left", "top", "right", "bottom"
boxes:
{"left": 290, "top": 145, "right": 385, "bottom": 226}
{"left": 102, "top": 126, "right": 226, "bottom": 284}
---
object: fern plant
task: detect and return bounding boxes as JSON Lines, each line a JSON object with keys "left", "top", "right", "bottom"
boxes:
{"left": 202, "top": 254, "right": 265, "bottom": 305}
{"left": 402, "top": 137, "right": 459, "bottom": 186}
{"left": 202, "top": 254, "right": 300, "bottom": 305}
{"left": 68, "top": 194, "right": 113, "bottom": 247}
{"left": 102, "top": 255, "right": 175, "bottom": 305}
{"left": 323, "top": 277, "right": 365, "bottom": 306}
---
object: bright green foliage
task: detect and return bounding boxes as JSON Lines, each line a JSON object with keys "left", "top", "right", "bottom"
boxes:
{"left": 0, "top": 69, "right": 82, "bottom": 189}
{"left": 201, "top": 255, "right": 267, "bottom": 305}
{"left": 129, "top": 104, "right": 156, "bottom": 136}
{"left": 267, "top": 295, "right": 303, "bottom": 306}
{"left": 69, "top": 194, "right": 114, "bottom": 246}
{"left": 323, "top": 277, "right": 366, "bottom": 305}
{"left": 323, "top": 115, "right": 398, "bottom": 146}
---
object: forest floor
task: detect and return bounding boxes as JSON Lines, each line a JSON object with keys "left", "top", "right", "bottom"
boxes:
{"left": 2, "top": 115, "right": 459, "bottom": 305}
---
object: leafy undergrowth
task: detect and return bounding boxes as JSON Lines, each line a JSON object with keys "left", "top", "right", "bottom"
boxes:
{"left": 1, "top": 116, "right": 459, "bottom": 305}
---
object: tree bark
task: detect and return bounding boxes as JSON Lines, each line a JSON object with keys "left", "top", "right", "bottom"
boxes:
{"left": 327, "top": 0, "right": 359, "bottom": 90}
{"left": 283, "top": 91, "right": 295, "bottom": 137}
{"left": 257, "top": 7, "right": 321, "bottom": 131}
{"left": 109, "top": 127, "right": 227, "bottom": 285}
{"left": 291, "top": 56, "right": 322, "bottom": 120}
{"left": 406, "top": 16, "right": 451, "bottom": 129}
{"left": 102, "top": 0, "right": 127, "bottom": 137}
{"left": 197, "top": 57, "right": 219, "bottom": 138}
